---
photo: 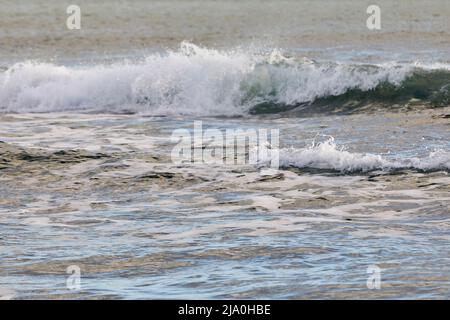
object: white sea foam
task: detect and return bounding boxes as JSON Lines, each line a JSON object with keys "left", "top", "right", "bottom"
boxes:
{"left": 257, "top": 137, "right": 450, "bottom": 172}
{"left": 2, "top": 42, "right": 444, "bottom": 115}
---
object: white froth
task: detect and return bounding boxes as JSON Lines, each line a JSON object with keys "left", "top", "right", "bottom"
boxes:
{"left": 0, "top": 42, "right": 433, "bottom": 115}
{"left": 257, "top": 137, "right": 450, "bottom": 172}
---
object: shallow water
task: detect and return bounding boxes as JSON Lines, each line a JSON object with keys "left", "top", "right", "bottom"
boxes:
{"left": 0, "top": 111, "right": 449, "bottom": 299}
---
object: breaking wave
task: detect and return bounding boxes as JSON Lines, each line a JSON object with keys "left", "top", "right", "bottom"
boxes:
{"left": 1, "top": 42, "right": 449, "bottom": 115}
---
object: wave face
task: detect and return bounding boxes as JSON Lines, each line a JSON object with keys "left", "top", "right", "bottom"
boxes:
{"left": 1, "top": 42, "right": 449, "bottom": 115}
{"left": 271, "top": 137, "right": 450, "bottom": 173}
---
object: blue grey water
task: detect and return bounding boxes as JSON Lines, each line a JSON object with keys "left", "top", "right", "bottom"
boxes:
{"left": 0, "top": 0, "right": 449, "bottom": 299}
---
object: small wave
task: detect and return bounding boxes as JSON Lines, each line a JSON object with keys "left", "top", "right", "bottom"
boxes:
{"left": 1, "top": 42, "right": 449, "bottom": 115}
{"left": 258, "top": 137, "right": 450, "bottom": 173}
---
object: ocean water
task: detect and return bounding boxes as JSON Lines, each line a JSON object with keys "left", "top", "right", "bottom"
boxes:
{"left": 0, "top": 0, "right": 449, "bottom": 299}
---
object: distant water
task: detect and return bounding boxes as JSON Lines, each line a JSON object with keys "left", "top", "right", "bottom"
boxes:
{"left": 0, "top": 0, "right": 449, "bottom": 63}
